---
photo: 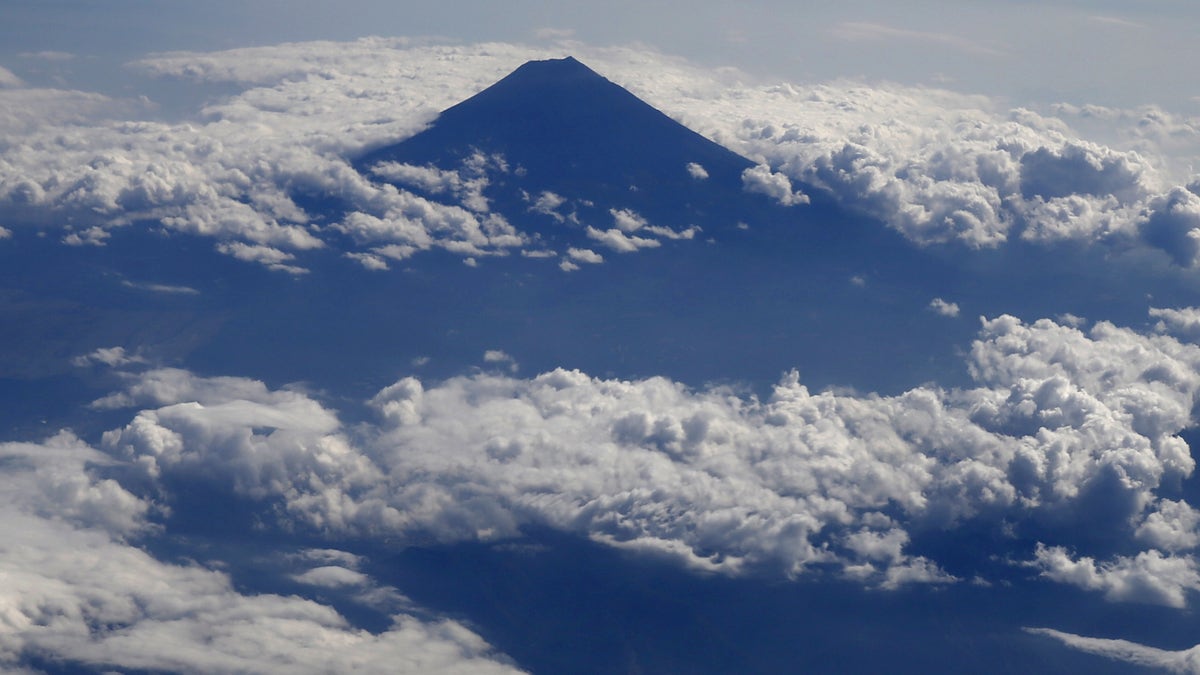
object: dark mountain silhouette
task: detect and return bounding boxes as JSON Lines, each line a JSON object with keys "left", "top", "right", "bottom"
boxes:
{"left": 358, "top": 56, "right": 759, "bottom": 231}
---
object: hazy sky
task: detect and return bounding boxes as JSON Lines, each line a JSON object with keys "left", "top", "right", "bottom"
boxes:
{"left": 3, "top": 0, "right": 1199, "bottom": 111}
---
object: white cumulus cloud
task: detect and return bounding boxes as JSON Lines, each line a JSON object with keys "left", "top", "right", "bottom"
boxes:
{"left": 0, "top": 431, "right": 521, "bottom": 674}
{"left": 92, "top": 308, "right": 1200, "bottom": 598}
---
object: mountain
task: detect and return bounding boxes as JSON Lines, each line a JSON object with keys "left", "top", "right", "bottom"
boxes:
{"left": 357, "top": 56, "right": 758, "bottom": 230}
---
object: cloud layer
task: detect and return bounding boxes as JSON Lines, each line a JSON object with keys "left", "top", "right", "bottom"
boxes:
{"left": 0, "top": 431, "right": 522, "bottom": 673}
{"left": 88, "top": 309, "right": 1200, "bottom": 605}
{"left": 2, "top": 38, "right": 1199, "bottom": 270}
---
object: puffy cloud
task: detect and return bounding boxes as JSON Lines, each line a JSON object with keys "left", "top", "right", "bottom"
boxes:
{"left": 345, "top": 251, "right": 391, "bottom": 270}
{"left": 928, "top": 298, "right": 960, "bottom": 317}
{"left": 686, "top": 162, "right": 709, "bottom": 179}
{"left": 1142, "top": 186, "right": 1200, "bottom": 266}
{"left": 1152, "top": 306, "right": 1200, "bottom": 341}
{"left": 609, "top": 207, "right": 647, "bottom": 232}
{"left": 97, "top": 370, "right": 378, "bottom": 515}
{"left": 483, "top": 349, "right": 519, "bottom": 372}
{"left": 591, "top": 208, "right": 695, "bottom": 249}
{"left": 1026, "top": 627, "right": 1200, "bottom": 674}
{"left": 0, "top": 40, "right": 542, "bottom": 270}
{"left": 94, "top": 309, "right": 1200, "bottom": 597}
{"left": 1136, "top": 499, "right": 1200, "bottom": 552}
{"left": 566, "top": 247, "right": 604, "bottom": 264}
{"left": 4, "top": 37, "right": 1200, "bottom": 267}
{"left": 61, "top": 225, "right": 111, "bottom": 247}
{"left": 370, "top": 151, "right": 506, "bottom": 214}
{"left": 620, "top": 67, "right": 1200, "bottom": 255}
{"left": 1018, "top": 143, "right": 1145, "bottom": 201}
{"left": 1030, "top": 544, "right": 1200, "bottom": 608}
{"left": 0, "top": 431, "right": 151, "bottom": 537}
{"left": 741, "top": 164, "right": 809, "bottom": 206}
{"left": 0, "top": 432, "right": 520, "bottom": 674}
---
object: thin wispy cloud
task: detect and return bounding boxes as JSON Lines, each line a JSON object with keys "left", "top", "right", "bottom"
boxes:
{"left": 1087, "top": 15, "right": 1149, "bottom": 30}
{"left": 831, "top": 21, "right": 1006, "bottom": 58}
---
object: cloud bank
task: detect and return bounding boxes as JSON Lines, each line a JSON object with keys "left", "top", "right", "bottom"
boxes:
{"left": 0, "top": 431, "right": 522, "bottom": 674}
{"left": 83, "top": 309, "right": 1200, "bottom": 605}
{"left": 1, "top": 38, "right": 1199, "bottom": 271}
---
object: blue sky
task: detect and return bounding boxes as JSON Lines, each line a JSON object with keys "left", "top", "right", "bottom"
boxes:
{"left": 4, "top": 2, "right": 1200, "bottom": 673}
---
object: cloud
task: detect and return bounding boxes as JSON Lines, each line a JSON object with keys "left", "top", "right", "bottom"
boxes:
{"left": 291, "top": 565, "right": 372, "bottom": 589}
{"left": 622, "top": 63, "right": 1197, "bottom": 255}
{"left": 346, "top": 251, "right": 391, "bottom": 270}
{"left": 0, "top": 432, "right": 521, "bottom": 674}
{"left": 1152, "top": 306, "right": 1200, "bottom": 341}
{"left": 1026, "top": 627, "right": 1200, "bottom": 674}
{"left": 586, "top": 226, "right": 661, "bottom": 252}
{"left": 609, "top": 208, "right": 647, "bottom": 232}
{"left": 371, "top": 152, "right": 505, "bottom": 214}
{"left": 741, "top": 164, "right": 809, "bottom": 206}
{"left": 62, "top": 225, "right": 111, "bottom": 247}
{"left": 1141, "top": 186, "right": 1200, "bottom": 266}
{"left": 120, "top": 279, "right": 201, "bottom": 295}
{"left": 71, "top": 346, "right": 148, "bottom": 368}
{"left": 6, "top": 38, "right": 1200, "bottom": 594}
{"left": 528, "top": 190, "right": 569, "bottom": 222}
{"left": 566, "top": 247, "right": 604, "bottom": 264}
{"left": 0, "top": 40, "right": 541, "bottom": 270}
{"left": 1030, "top": 544, "right": 1200, "bottom": 608}
{"left": 686, "top": 162, "right": 709, "bottom": 179}
{"left": 1136, "top": 499, "right": 1200, "bottom": 552}
{"left": 928, "top": 298, "right": 960, "bottom": 317}
{"left": 483, "top": 349, "right": 519, "bottom": 373}
{"left": 216, "top": 241, "right": 309, "bottom": 275}
{"left": 94, "top": 309, "right": 1200, "bottom": 597}
{"left": 0, "top": 66, "right": 23, "bottom": 89}
{"left": 590, "top": 208, "right": 695, "bottom": 249}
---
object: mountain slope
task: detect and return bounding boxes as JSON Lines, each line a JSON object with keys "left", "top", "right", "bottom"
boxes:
{"left": 357, "top": 56, "right": 758, "bottom": 228}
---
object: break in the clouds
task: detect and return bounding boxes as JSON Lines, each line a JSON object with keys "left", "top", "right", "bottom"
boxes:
{"left": 1, "top": 38, "right": 1199, "bottom": 270}
{"left": 0, "top": 432, "right": 522, "bottom": 674}
{"left": 90, "top": 309, "right": 1200, "bottom": 600}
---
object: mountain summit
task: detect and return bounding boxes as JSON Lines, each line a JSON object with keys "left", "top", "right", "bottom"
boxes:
{"left": 359, "top": 56, "right": 756, "bottom": 224}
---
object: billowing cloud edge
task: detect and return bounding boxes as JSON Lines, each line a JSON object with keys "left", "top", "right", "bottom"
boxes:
{"left": 0, "top": 431, "right": 523, "bottom": 673}
{"left": 11, "top": 307, "right": 1200, "bottom": 666}
{"left": 83, "top": 308, "right": 1200, "bottom": 603}
{"left": 1, "top": 38, "right": 1199, "bottom": 269}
